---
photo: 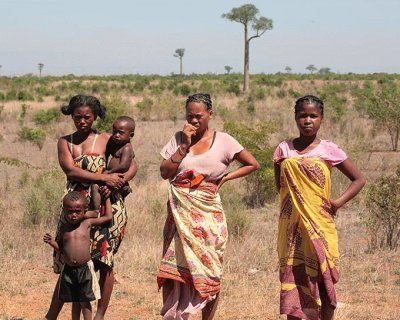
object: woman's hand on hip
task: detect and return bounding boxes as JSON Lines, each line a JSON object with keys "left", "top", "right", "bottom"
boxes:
{"left": 215, "top": 175, "right": 228, "bottom": 194}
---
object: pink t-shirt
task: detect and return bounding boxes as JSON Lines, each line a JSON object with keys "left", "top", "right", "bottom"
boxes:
{"left": 161, "top": 131, "right": 244, "bottom": 181}
{"left": 273, "top": 139, "right": 347, "bottom": 167}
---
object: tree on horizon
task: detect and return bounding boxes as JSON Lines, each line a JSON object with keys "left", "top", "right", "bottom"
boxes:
{"left": 306, "top": 64, "right": 317, "bottom": 74}
{"left": 38, "top": 63, "right": 44, "bottom": 77}
{"left": 173, "top": 49, "right": 185, "bottom": 76}
{"left": 222, "top": 4, "right": 273, "bottom": 92}
{"left": 224, "top": 65, "right": 233, "bottom": 74}
{"left": 284, "top": 66, "right": 292, "bottom": 74}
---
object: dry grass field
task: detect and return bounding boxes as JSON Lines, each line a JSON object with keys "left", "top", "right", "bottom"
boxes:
{"left": 0, "top": 78, "right": 399, "bottom": 319}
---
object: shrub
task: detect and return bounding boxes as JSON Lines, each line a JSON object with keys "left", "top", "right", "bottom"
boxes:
{"left": 24, "top": 168, "right": 65, "bottom": 225}
{"left": 354, "top": 80, "right": 400, "bottom": 151}
{"left": 220, "top": 184, "right": 249, "bottom": 237}
{"left": 276, "top": 89, "right": 287, "bottom": 99}
{"left": 225, "top": 81, "right": 241, "bottom": 96}
{"left": 136, "top": 97, "right": 154, "bottom": 121}
{"left": 363, "top": 169, "right": 400, "bottom": 250}
{"left": 224, "top": 121, "right": 276, "bottom": 207}
{"left": 33, "top": 107, "right": 61, "bottom": 125}
{"left": 18, "top": 127, "right": 46, "bottom": 149}
{"left": 96, "top": 95, "right": 129, "bottom": 132}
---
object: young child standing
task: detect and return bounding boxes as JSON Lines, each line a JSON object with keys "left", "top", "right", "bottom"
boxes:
{"left": 273, "top": 95, "right": 365, "bottom": 320}
{"left": 44, "top": 191, "right": 112, "bottom": 320}
{"left": 91, "top": 116, "right": 135, "bottom": 210}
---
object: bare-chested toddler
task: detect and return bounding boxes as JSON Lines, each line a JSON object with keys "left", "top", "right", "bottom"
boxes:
{"left": 43, "top": 191, "right": 112, "bottom": 320}
{"left": 91, "top": 116, "right": 135, "bottom": 210}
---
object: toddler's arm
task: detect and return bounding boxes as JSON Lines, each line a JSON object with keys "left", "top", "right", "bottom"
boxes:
{"left": 43, "top": 233, "right": 60, "bottom": 252}
{"left": 84, "top": 209, "right": 100, "bottom": 219}
{"left": 87, "top": 198, "right": 112, "bottom": 227}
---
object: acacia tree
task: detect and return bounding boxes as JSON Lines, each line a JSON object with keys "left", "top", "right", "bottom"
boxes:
{"left": 222, "top": 4, "right": 273, "bottom": 92}
{"left": 355, "top": 81, "right": 400, "bottom": 151}
{"left": 284, "top": 66, "right": 292, "bottom": 74}
{"left": 173, "top": 49, "right": 185, "bottom": 75}
{"left": 224, "top": 65, "right": 233, "bottom": 74}
{"left": 38, "top": 63, "right": 44, "bottom": 77}
{"left": 306, "top": 64, "right": 317, "bottom": 74}
{"left": 319, "top": 67, "right": 332, "bottom": 75}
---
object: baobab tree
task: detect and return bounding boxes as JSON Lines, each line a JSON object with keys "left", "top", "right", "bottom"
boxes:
{"left": 173, "top": 49, "right": 185, "bottom": 75}
{"left": 224, "top": 65, "right": 233, "bottom": 74}
{"left": 284, "top": 66, "right": 292, "bottom": 74}
{"left": 38, "top": 63, "right": 44, "bottom": 77}
{"left": 222, "top": 4, "right": 273, "bottom": 92}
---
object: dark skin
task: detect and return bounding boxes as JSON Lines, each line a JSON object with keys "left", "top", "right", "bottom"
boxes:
{"left": 43, "top": 197, "right": 112, "bottom": 266}
{"left": 160, "top": 102, "right": 260, "bottom": 193}
{"left": 92, "top": 120, "right": 135, "bottom": 209}
{"left": 47, "top": 105, "right": 138, "bottom": 320}
{"left": 274, "top": 103, "right": 366, "bottom": 320}
{"left": 43, "top": 197, "right": 112, "bottom": 320}
{"left": 160, "top": 101, "right": 260, "bottom": 320}
{"left": 106, "top": 120, "right": 135, "bottom": 174}
{"left": 57, "top": 105, "right": 125, "bottom": 189}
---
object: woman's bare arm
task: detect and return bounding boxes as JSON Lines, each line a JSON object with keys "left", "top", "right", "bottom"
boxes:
{"left": 330, "top": 158, "right": 366, "bottom": 214}
{"left": 57, "top": 137, "right": 124, "bottom": 189}
{"left": 274, "top": 162, "right": 281, "bottom": 193}
{"left": 216, "top": 149, "right": 260, "bottom": 192}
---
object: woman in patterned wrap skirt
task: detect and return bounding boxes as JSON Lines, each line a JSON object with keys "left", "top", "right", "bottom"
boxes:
{"left": 45, "top": 95, "right": 137, "bottom": 320}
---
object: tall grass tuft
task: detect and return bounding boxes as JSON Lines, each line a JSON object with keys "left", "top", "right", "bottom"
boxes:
{"left": 23, "top": 168, "right": 65, "bottom": 225}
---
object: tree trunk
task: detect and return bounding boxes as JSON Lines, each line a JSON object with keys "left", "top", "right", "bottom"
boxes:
{"left": 243, "top": 25, "right": 250, "bottom": 92}
{"left": 180, "top": 57, "right": 183, "bottom": 76}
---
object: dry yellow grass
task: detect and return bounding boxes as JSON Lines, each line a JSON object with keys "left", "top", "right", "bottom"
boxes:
{"left": 0, "top": 86, "right": 399, "bottom": 319}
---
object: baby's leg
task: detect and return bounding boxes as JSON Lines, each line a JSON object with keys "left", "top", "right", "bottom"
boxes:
{"left": 91, "top": 183, "right": 101, "bottom": 211}
{"left": 120, "top": 182, "right": 132, "bottom": 199}
{"left": 80, "top": 301, "right": 92, "bottom": 320}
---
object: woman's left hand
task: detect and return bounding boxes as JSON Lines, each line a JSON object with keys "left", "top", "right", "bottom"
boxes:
{"left": 329, "top": 199, "right": 341, "bottom": 216}
{"left": 215, "top": 175, "right": 228, "bottom": 194}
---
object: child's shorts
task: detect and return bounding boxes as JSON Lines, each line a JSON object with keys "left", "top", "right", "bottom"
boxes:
{"left": 58, "top": 260, "right": 101, "bottom": 302}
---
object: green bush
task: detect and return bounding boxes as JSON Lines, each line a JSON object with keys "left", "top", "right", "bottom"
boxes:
{"left": 96, "top": 95, "right": 129, "bottom": 132}
{"left": 24, "top": 168, "right": 65, "bottom": 225}
{"left": 18, "top": 127, "right": 46, "bottom": 149}
{"left": 224, "top": 121, "right": 276, "bottom": 207}
{"left": 136, "top": 97, "right": 154, "bottom": 121}
{"left": 33, "top": 107, "right": 61, "bottom": 125}
{"left": 220, "top": 184, "right": 249, "bottom": 237}
{"left": 363, "top": 169, "right": 400, "bottom": 250}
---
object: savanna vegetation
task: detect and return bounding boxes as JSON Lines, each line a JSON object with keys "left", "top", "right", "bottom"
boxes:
{"left": 0, "top": 73, "right": 399, "bottom": 319}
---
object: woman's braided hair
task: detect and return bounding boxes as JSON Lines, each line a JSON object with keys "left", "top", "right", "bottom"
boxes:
{"left": 185, "top": 93, "right": 212, "bottom": 111}
{"left": 294, "top": 95, "right": 324, "bottom": 116}
{"left": 61, "top": 94, "right": 107, "bottom": 119}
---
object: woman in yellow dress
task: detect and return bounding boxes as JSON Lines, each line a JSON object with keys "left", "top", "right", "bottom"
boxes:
{"left": 273, "top": 95, "right": 365, "bottom": 320}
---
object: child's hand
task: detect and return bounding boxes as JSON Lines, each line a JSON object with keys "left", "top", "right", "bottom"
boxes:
{"left": 43, "top": 233, "right": 53, "bottom": 244}
{"left": 99, "top": 185, "right": 111, "bottom": 199}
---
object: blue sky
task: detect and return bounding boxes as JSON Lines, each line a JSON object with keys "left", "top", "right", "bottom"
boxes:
{"left": 1, "top": 0, "right": 399, "bottom": 75}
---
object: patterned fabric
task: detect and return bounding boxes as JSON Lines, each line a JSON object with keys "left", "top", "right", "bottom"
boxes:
{"left": 278, "top": 157, "right": 339, "bottom": 320}
{"left": 53, "top": 154, "right": 128, "bottom": 273}
{"left": 157, "top": 170, "right": 228, "bottom": 299}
